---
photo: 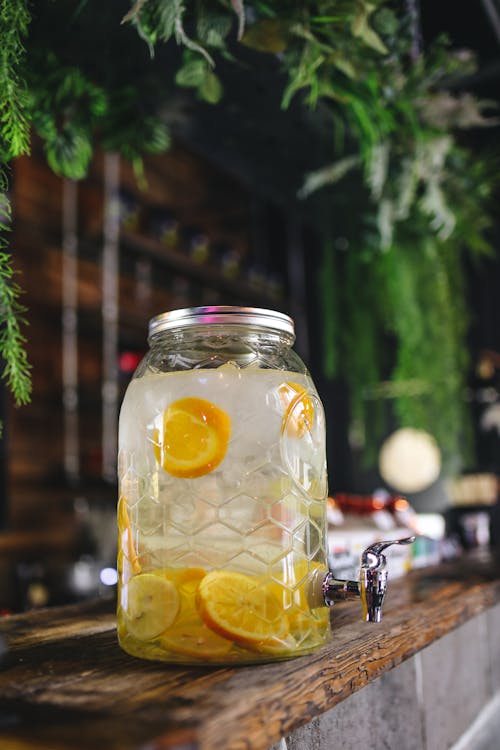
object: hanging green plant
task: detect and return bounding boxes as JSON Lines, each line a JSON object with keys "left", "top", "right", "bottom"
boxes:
{"left": 0, "top": 0, "right": 173, "bottom": 413}
{"left": 1, "top": 0, "right": 498, "bottom": 472}
{"left": 117, "top": 0, "right": 499, "bottom": 468}
{"left": 1, "top": 0, "right": 32, "bottom": 413}
{"left": 308, "top": 44, "right": 499, "bottom": 469}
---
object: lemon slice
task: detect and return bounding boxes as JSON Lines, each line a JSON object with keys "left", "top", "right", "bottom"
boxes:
{"left": 197, "top": 570, "right": 289, "bottom": 652}
{"left": 125, "top": 573, "right": 180, "bottom": 641}
{"left": 150, "top": 567, "right": 232, "bottom": 659}
{"left": 153, "top": 397, "right": 231, "bottom": 478}
{"left": 278, "top": 382, "right": 314, "bottom": 438}
{"left": 161, "top": 619, "right": 233, "bottom": 660}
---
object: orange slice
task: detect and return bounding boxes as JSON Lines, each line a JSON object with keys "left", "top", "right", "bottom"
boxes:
{"left": 278, "top": 382, "right": 314, "bottom": 438}
{"left": 152, "top": 566, "right": 206, "bottom": 588}
{"left": 118, "top": 496, "right": 141, "bottom": 577}
{"left": 152, "top": 567, "right": 206, "bottom": 619}
{"left": 251, "top": 633, "right": 299, "bottom": 655}
{"left": 288, "top": 605, "right": 329, "bottom": 635}
{"left": 197, "top": 570, "right": 289, "bottom": 652}
{"left": 153, "top": 397, "right": 231, "bottom": 478}
{"left": 268, "top": 560, "right": 330, "bottom": 635}
{"left": 150, "top": 567, "right": 233, "bottom": 659}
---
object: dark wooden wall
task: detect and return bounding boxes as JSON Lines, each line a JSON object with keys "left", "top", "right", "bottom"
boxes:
{"left": 5, "top": 139, "right": 290, "bottom": 538}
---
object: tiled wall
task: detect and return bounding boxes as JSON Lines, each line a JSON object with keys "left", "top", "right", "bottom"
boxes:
{"left": 270, "top": 603, "right": 500, "bottom": 750}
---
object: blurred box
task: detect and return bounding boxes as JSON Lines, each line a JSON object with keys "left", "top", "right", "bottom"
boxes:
{"left": 328, "top": 524, "right": 414, "bottom": 580}
{"left": 446, "top": 473, "right": 498, "bottom": 507}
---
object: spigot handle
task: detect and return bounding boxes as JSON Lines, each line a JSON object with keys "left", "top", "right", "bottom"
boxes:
{"left": 361, "top": 535, "right": 416, "bottom": 570}
{"left": 317, "top": 536, "right": 416, "bottom": 623}
{"left": 360, "top": 536, "right": 415, "bottom": 622}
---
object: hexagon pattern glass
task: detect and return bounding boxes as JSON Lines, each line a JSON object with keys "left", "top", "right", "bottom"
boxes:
{"left": 117, "top": 308, "right": 330, "bottom": 664}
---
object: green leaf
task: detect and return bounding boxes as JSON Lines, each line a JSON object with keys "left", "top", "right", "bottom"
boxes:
{"left": 298, "top": 155, "right": 360, "bottom": 198}
{"left": 241, "top": 19, "right": 288, "bottom": 53}
{"left": 45, "top": 127, "right": 93, "bottom": 180}
{"left": 329, "top": 53, "right": 357, "bottom": 79}
{"left": 196, "top": 4, "right": 234, "bottom": 49}
{"left": 128, "top": 0, "right": 181, "bottom": 52}
{"left": 175, "top": 58, "right": 208, "bottom": 87}
{"left": 351, "top": 3, "right": 388, "bottom": 55}
{"left": 198, "top": 71, "right": 223, "bottom": 104}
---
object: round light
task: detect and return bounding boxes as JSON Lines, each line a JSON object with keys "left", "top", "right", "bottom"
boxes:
{"left": 379, "top": 428, "right": 441, "bottom": 493}
{"left": 100, "top": 567, "right": 118, "bottom": 586}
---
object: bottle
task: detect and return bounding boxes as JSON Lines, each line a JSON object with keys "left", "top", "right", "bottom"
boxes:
{"left": 117, "top": 306, "right": 329, "bottom": 664}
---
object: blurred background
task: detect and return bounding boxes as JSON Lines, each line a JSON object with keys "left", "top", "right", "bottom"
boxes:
{"left": 1, "top": 0, "right": 500, "bottom": 611}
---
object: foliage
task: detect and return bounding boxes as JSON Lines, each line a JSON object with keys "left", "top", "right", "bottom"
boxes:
{"left": 0, "top": 1, "right": 172, "bottom": 418}
{"left": 301, "top": 42, "right": 499, "bottom": 467}
{"left": 0, "top": 0, "right": 499, "bottom": 472}
{"left": 0, "top": 0, "right": 31, "bottom": 161}
{"left": 117, "top": 0, "right": 499, "bottom": 469}
{"left": 0, "top": 0, "right": 32, "bottom": 416}
{"left": 0, "top": 249, "right": 32, "bottom": 413}
{"left": 0, "top": 187, "right": 31, "bottom": 417}
{"left": 23, "top": 3, "right": 172, "bottom": 180}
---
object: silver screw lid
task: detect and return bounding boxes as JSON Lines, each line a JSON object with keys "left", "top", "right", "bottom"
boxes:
{"left": 148, "top": 306, "right": 295, "bottom": 339}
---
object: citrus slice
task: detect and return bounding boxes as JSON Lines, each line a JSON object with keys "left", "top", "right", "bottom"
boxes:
{"left": 152, "top": 566, "right": 206, "bottom": 588}
{"left": 161, "top": 619, "right": 233, "bottom": 660}
{"left": 150, "top": 567, "right": 232, "bottom": 659}
{"left": 125, "top": 573, "right": 180, "bottom": 641}
{"left": 252, "top": 633, "right": 298, "bottom": 655}
{"left": 268, "top": 560, "right": 330, "bottom": 636}
{"left": 153, "top": 397, "right": 231, "bottom": 478}
{"left": 278, "top": 382, "right": 314, "bottom": 438}
{"left": 152, "top": 567, "right": 206, "bottom": 619}
{"left": 197, "top": 570, "right": 289, "bottom": 652}
{"left": 117, "top": 496, "right": 141, "bottom": 577}
{"left": 287, "top": 605, "right": 329, "bottom": 636}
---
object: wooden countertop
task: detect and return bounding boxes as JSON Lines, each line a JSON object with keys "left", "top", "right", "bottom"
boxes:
{"left": 1, "top": 552, "right": 500, "bottom": 750}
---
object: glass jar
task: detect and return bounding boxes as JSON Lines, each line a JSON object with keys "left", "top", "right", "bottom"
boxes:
{"left": 117, "top": 306, "right": 329, "bottom": 664}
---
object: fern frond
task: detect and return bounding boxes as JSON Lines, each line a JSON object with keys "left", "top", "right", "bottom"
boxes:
{"left": 0, "top": 0, "right": 31, "bottom": 159}
{"left": 0, "top": 187, "right": 32, "bottom": 406}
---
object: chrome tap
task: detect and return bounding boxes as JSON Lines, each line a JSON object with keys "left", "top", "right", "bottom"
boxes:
{"left": 310, "top": 536, "right": 415, "bottom": 622}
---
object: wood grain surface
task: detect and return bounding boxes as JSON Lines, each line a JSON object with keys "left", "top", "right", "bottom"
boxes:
{"left": 1, "top": 553, "right": 500, "bottom": 750}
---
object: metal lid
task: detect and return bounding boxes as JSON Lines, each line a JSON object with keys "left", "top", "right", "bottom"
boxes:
{"left": 148, "top": 306, "right": 295, "bottom": 339}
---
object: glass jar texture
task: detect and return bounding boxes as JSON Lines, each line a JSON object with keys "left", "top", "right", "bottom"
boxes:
{"left": 117, "top": 307, "right": 329, "bottom": 664}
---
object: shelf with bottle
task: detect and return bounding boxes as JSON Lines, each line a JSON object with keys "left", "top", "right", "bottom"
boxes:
{"left": 114, "top": 187, "right": 286, "bottom": 308}
{"left": 121, "top": 227, "right": 285, "bottom": 309}
{"left": 14, "top": 222, "right": 260, "bottom": 338}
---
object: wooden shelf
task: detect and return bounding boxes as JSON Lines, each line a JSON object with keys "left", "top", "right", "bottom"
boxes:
{"left": 121, "top": 229, "right": 285, "bottom": 308}
{"left": 1, "top": 552, "right": 500, "bottom": 749}
{"left": 0, "top": 526, "right": 77, "bottom": 560}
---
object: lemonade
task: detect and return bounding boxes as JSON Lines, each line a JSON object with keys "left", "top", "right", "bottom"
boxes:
{"left": 117, "top": 310, "right": 330, "bottom": 664}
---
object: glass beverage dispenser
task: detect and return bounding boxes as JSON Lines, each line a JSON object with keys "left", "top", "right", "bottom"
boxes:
{"left": 117, "top": 306, "right": 412, "bottom": 664}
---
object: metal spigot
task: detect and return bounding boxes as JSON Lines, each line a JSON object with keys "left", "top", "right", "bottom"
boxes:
{"left": 317, "top": 536, "right": 415, "bottom": 622}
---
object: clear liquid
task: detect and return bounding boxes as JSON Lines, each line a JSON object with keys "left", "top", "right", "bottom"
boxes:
{"left": 117, "top": 365, "right": 329, "bottom": 663}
